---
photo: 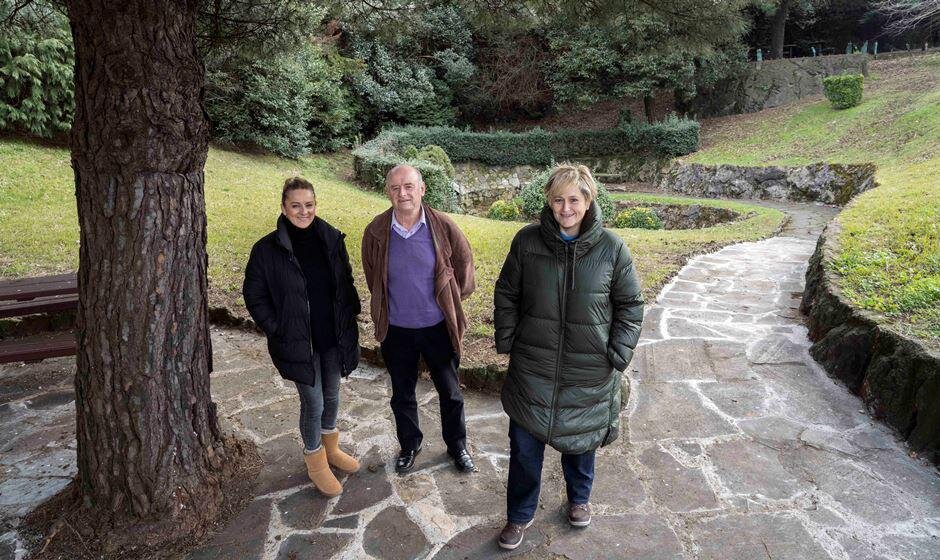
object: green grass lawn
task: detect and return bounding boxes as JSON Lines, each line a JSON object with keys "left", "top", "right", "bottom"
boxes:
{"left": 0, "top": 137, "right": 784, "bottom": 365}
{"left": 687, "top": 54, "right": 940, "bottom": 347}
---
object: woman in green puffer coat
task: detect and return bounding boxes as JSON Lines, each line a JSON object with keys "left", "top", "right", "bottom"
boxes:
{"left": 493, "top": 164, "right": 644, "bottom": 550}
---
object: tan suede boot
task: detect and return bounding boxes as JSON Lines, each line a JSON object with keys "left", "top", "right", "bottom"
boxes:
{"left": 321, "top": 430, "right": 360, "bottom": 474}
{"left": 303, "top": 447, "right": 342, "bottom": 497}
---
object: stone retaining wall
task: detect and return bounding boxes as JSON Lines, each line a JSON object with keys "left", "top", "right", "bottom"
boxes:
{"left": 453, "top": 156, "right": 670, "bottom": 212}
{"left": 452, "top": 162, "right": 538, "bottom": 211}
{"left": 690, "top": 53, "right": 869, "bottom": 117}
{"left": 657, "top": 162, "right": 877, "bottom": 205}
{"left": 801, "top": 221, "right": 940, "bottom": 462}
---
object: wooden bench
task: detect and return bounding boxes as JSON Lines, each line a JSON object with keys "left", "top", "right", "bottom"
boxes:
{"left": 0, "top": 273, "right": 78, "bottom": 364}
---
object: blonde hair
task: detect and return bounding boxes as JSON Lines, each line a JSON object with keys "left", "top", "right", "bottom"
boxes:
{"left": 544, "top": 163, "right": 597, "bottom": 205}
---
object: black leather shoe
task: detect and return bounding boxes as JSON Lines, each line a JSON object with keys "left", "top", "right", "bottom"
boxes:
{"left": 451, "top": 448, "right": 475, "bottom": 473}
{"left": 395, "top": 447, "right": 421, "bottom": 473}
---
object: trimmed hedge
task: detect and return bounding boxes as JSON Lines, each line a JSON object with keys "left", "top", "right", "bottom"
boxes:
{"left": 355, "top": 117, "right": 699, "bottom": 169}
{"left": 823, "top": 74, "right": 864, "bottom": 110}
{"left": 352, "top": 119, "right": 697, "bottom": 213}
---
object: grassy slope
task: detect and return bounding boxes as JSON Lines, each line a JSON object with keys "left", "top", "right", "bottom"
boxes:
{"left": 0, "top": 138, "right": 784, "bottom": 364}
{"left": 686, "top": 54, "right": 940, "bottom": 347}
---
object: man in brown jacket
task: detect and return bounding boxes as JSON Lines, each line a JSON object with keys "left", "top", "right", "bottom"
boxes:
{"left": 362, "top": 164, "right": 477, "bottom": 474}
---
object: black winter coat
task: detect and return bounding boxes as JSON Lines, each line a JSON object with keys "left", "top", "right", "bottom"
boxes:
{"left": 494, "top": 202, "right": 644, "bottom": 454}
{"left": 243, "top": 215, "right": 361, "bottom": 386}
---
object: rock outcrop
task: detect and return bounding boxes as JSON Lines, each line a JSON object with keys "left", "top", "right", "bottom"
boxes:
{"left": 690, "top": 53, "right": 869, "bottom": 117}
{"left": 659, "top": 162, "right": 877, "bottom": 205}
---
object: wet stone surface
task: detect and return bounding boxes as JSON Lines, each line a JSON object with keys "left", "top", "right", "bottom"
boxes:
{"left": 275, "top": 533, "right": 352, "bottom": 560}
{"left": 363, "top": 506, "right": 430, "bottom": 560}
{"left": 1, "top": 202, "right": 938, "bottom": 560}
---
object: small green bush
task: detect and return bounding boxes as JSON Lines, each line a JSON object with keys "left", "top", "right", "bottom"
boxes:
{"left": 415, "top": 161, "right": 456, "bottom": 212}
{"left": 614, "top": 207, "right": 663, "bottom": 229}
{"left": 596, "top": 184, "right": 615, "bottom": 223}
{"left": 632, "top": 114, "right": 701, "bottom": 156}
{"left": 518, "top": 169, "right": 553, "bottom": 219}
{"left": 488, "top": 199, "right": 521, "bottom": 221}
{"left": 823, "top": 74, "right": 864, "bottom": 110}
{"left": 416, "top": 144, "right": 456, "bottom": 178}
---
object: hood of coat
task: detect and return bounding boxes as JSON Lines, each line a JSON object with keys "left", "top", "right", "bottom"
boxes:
{"left": 275, "top": 214, "right": 343, "bottom": 255}
{"left": 538, "top": 200, "right": 605, "bottom": 259}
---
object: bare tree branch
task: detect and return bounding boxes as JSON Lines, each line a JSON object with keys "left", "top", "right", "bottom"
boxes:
{"left": 875, "top": 0, "right": 940, "bottom": 36}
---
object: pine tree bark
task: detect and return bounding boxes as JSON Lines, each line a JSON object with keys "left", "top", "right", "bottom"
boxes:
{"left": 67, "top": 0, "right": 229, "bottom": 547}
{"left": 770, "top": 0, "right": 791, "bottom": 59}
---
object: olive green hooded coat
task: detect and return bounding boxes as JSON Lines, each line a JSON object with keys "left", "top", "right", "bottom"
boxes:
{"left": 494, "top": 202, "right": 644, "bottom": 454}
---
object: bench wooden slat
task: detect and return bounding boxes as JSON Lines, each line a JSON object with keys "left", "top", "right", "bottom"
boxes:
{"left": 0, "top": 331, "right": 76, "bottom": 364}
{"left": 0, "top": 273, "right": 78, "bottom": 301}
{"left": 0, "top": 294, "right": 80, "bottom": 319}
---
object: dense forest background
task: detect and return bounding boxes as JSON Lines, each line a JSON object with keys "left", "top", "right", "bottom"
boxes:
{"left": 2, "top": 0, "right": 937, "bottom": 157}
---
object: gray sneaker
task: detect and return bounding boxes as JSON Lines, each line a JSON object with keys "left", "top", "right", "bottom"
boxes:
{"left": 567, "top": 502, "right": 591, "bottom": 527}
{"left": 498, "top": 519, "right": 534, "bottom": 550}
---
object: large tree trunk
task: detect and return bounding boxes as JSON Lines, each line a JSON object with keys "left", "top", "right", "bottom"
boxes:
{"left": 770, "top": 0, "right": 791, "bottom": 59}
{"left": 67, "top": 0, "right": 229, "bottom": 548}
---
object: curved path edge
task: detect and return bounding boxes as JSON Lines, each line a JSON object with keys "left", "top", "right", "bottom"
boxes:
{"left": 801, "top": 219, "right": 940, "bottom": 462}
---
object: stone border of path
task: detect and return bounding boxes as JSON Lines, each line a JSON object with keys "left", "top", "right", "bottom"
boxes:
{"left": 801, "top": 220, "right": 940, "bottom": 462}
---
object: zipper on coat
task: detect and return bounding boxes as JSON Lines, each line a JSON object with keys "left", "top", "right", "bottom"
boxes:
{"left": 328, "top": 236, "right": 350, "bottom": 375}
{"left": 547, "top": 243, "right": 570, "bottom": 443}
{"left": 289, "top": 254, "right": 315, "bottom": 365}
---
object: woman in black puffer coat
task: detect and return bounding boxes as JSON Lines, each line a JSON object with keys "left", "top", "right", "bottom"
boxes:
{"left": 243, "top": 177, "right": 361, "bottom": 498}
{"left": 493, "top": 164, "right": 644, "bottom": 550}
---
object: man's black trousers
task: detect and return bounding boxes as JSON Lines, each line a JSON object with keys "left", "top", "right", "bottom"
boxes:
{"left": 381, "top": 321, "right": 467, "bottom": 455}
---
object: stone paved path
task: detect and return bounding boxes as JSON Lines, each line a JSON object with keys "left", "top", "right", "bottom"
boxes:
{"left": 2, "top": 202, "right": 938, "bottom": 560}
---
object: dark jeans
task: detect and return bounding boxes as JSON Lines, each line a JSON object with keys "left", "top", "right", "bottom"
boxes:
{"left": 295, "top": 347, "right": 341, "bottom": 451}
{"left": 381, "top": 321, "right": 466, "bottom": 455}
{"left": 506, "top": 419, "right": 595, "bottom": 524}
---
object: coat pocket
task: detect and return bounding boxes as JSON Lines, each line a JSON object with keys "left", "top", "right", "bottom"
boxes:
{"left": 606, "top": 345, "right": 633, "bottom": 372}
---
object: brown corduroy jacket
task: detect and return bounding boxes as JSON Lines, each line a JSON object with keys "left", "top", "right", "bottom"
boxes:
{"left": 362, "top": 205, "right": 476, "bottom": 355}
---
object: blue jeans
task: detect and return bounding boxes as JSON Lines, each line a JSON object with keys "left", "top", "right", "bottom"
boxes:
{"left": 506, "top": 419, "right": 595, "bottom": 524}
{"left": 296, "top": 347, "right": 341, "bottom": 451}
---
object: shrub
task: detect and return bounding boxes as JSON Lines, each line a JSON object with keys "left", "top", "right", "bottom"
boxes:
{"left": 416, "top": 161, "right": 456, "bottom": 212}
{"left": 595, "top": 184, "right": 615, "bottom": 223}
{"left": 823, "top": 74, "right": 864, "bottom": 110}
{"left": 631, "top": 114, "right": 700, "bottom": 156}
{"left": 416, "top": 144, "right": 455, "bottom": 178}
{"left": 614, "top": 207, "right": 664, "bottom": 230}
{"left": 488, "top": 199, "right": 521, "bottom": 221}
{"left": 0, "top": 15, "right": 74, "bottom": 138}
{"left": 518, "top": 169, "right": 553, "bottom": 218}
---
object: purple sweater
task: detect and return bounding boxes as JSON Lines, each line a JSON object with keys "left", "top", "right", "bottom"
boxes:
{"left": 388, "top": 224, "right": 445, "bottom": 328}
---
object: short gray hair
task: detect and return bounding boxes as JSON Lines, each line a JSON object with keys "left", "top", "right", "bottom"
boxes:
{"left": 385, "top": 164, "right": 424, "bottom": 187}
{"left": 544, "top": 163, "right": 597, "bottom": 204}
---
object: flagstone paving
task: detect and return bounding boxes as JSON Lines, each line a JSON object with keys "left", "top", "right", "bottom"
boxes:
{"left": 1, "top": 201, "right": 938, "bottom": 560}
